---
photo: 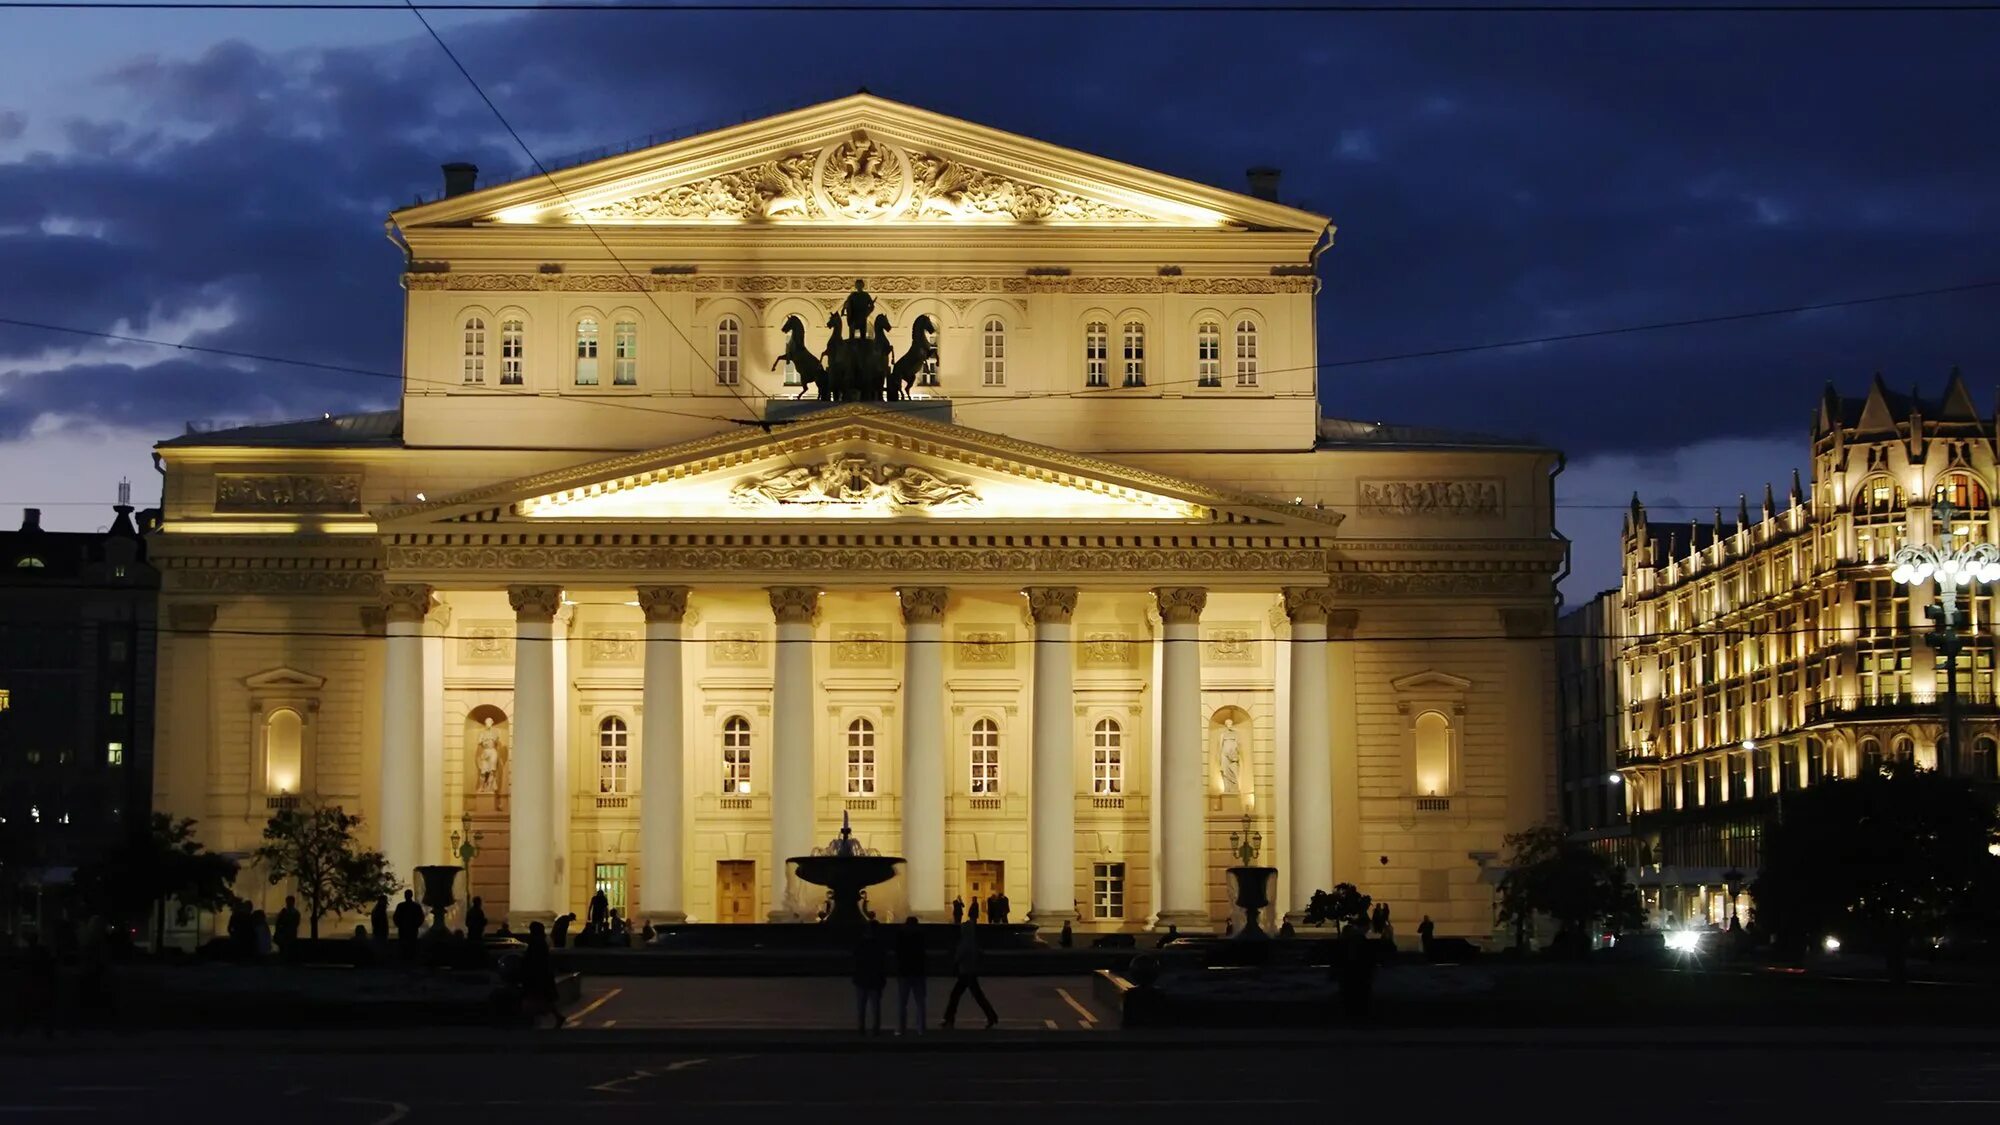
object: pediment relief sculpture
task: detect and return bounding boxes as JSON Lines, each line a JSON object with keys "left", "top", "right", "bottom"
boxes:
{"left": 731, "top": 455, "right": 979, "bottom": 512}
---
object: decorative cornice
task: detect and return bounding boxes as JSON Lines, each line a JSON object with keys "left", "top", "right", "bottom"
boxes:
{"left": 383, "top": 582, "right": 434, "bottom": 624}
{"left": 1324, "top": 569, "right": 1550, "bottom": 597}
{"left": 166, "top": 569, "right": 383, "bottom": 596}
{"left": 388, "top": 542, "right": 1328, "bottom": 577}
{"left": 1281, "top": 586, "right": 1337, "bottom": 625}
{"left": 508, "top": 583, "right": 564, "bottom": 622}
{"left": 1356, "top": 479, "right": 1503, "bottom": 519}
{"left": 401, "top": 272, "right": 1314, "bottom": 296}
{"left": 897, "top": 586, "right": 949, "bottom": 625}
{"left": 214, "top": 473, "right": 362, "bottom": 514}
{"left": 167, "top": 603, "right": 218, "bottom": 632}
{"left": 1023, "top": 586, "right": 1078, "bottom": 625}
{"left": 636, "top": 585, "right": 692, "bottom": 624}
{"left": 1154, "top": 586, "right": 1208, "bottom": 625}
{"left": 768, "top": 585, "right": 820, "bottom": 625}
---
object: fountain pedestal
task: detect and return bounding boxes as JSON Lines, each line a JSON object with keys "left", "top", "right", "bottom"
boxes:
{"left": 415, "top": 864, "right": 463, "bottom": 934}
{"left": 788, "top": 812, "right": 904, "bottom": 926}
{"left": 1227, "top": 866, "right": 1278, "bottom": 940}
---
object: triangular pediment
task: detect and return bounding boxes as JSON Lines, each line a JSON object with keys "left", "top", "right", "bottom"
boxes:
{"left": 243, "top": 666, "right": 327, "bottom": 692}
{"left": 393, "top": 94, "right": 1327, "bottom": 233}
{"left": 378, "top": 405, "right": 1343, "bottom": 533}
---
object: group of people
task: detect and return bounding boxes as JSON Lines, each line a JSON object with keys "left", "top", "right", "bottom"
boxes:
{"left": 849, "top": 919, "right": 999, "bottom": 1035}
{"left": 948, "top": 893, "right": 1012, "bottom": 926}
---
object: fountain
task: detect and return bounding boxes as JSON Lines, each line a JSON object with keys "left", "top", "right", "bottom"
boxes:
{"left": 788, "top": 812, "right": 903, "bottom": 925}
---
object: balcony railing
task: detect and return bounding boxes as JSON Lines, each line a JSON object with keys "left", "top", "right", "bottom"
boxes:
{"left": 265, "top": 794, "right": 299, "bottom": 811}
{"left": 1805, "top": 688, "right": 1998, "bottom": 724}
{"left": 595, "top": 795, "right": 629, "bottom": 810}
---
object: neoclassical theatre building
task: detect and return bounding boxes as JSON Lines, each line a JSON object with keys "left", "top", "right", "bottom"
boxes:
{"left": 151, "top": 95, "right": 1562, "bottom": 936}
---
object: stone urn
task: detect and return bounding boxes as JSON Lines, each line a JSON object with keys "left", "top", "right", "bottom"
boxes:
{"left": 1227, "top": 865, "right": 1278, "bottom": 940}
{"left": 414, "top": 864, "right": 463, "bottom": 933}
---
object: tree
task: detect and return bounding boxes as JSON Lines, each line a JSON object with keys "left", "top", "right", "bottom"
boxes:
{"left": 74, "top": 813, "right": 240, "bottom": 953}
{"left": 255, "top": 804, "right": 398, "bottom": 941}
{"left": 1302, "top": 883, "right": 1373, "bottom": 929}
{"left": 1752, "top": 763, "right": 1999, "bottom": 982}
{"left": 1496, "top": 824, "right": 1643, "bottom": 957}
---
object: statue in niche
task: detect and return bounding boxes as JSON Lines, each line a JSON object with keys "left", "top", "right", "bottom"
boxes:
{"left": 475, "top": 718, "right": 507, "bottom": 794}
{"left": 1218, "top": 718, "right": 1242, "bottom": 795}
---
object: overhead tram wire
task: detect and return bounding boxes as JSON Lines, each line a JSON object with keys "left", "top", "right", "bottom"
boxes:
{"left": 4, "top": 2, "right": 1998, "bottom": 11}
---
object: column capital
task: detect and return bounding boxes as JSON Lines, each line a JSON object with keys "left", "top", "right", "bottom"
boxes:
{"left": 636, "top": 585, "right": 692, "bottom": 624}
{"left": 385, "top": 582, "right": 435, "bottom": 625}
{"left": 898, "top": 586, "right": 949, "bottom": 626}
{"left": 1282, "top": 586, "right": 1337, "bottom": 625}
{"left": 1153, "top": 586, "right": 1208, "bottom": 626}
{"left": 768, "top": 585, "right": 820, "bottom": 625}
{"left": 1023, "top": 586, "right": 1078, "bottom": 625}
{"left": 167, "top": 602, "right": 218, "bottom": 633}
{"left": 508, "top": 583, "right": 563, "bottom": 623}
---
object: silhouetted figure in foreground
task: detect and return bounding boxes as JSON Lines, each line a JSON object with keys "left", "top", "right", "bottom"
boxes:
{"left": 992, "top": 892, "right": 1010, "bottom": 925}
{"left": 393, "top": 890, "right": 425, "bottom": 960}
{"left": 1058, "top": 920, "right": 1073, "bottom": 948}
{"left": 1339, "top": 922, "right": 1375, "bottom": 1021}
{"left": 519, "top": 922, "right": 564, "bottom": 1028}
{"left": 588, "top": 889, "right": 609, "bottom": 935}
{"left": 967, "top": 898, "right": 980, "bottom": 925}
{"left": 274, "top": 896, "right": 301, "bottom": 959}
{"left": 1155, "top": 925, "right": 1179, "bottom": 949}
{"left": 465, "top": 897, "right": 488, "bottom": 946}
{"left": 370, "top": 895, "right": 390, "bottom": 948}
{"left": 851, "top": 920, "right": 888, "bottom": 1034}
{"left": 942, "top": 922, "right": 998, "bottom": 1029}
{"left": 553, "top": 913, "right": 575, "bottom": 948}
{"left": 894, "top": 916, "right": 928, "bottom": 1035}
{"left": 1417, "top": 915, "right": 1435, "bottom": 957}
{"left": 951, "top": 897, "right": 964, "bottom": 924}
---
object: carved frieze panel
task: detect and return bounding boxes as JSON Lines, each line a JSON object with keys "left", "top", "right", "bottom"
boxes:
{"left": 166, "top": 569, "right": 382, "bottom": 596}
{"left": 1356, "top": 479, "right": 1504, "bottom": 519}
{"left": 458, "top": 620, "right": 514, "bottom": 664}
{"left": 832, "top": 627, "right": 890, "bottom": 668}
{"left": 214, "top": 473, "right": 362, "bottom": 514}
{"left": 732, "top": 456, "right": 978, "bottom": 513}
{"left": 387, "top": 543, "right": 1331, "bottom": 575}
{"left": 953, "top": 626, "right": 1015, "bottom": 669}
{"left": 1080, "top": 631, "right": 1138, "bottom": 668}
{"left": 708, "top": 626, "right": 768, "bottom": 667}
{"left": 585, "top": 629, "right": 638, "bottom": 664}
{"left": 1201, "top": 621, "right": 1261, "bottom": 666}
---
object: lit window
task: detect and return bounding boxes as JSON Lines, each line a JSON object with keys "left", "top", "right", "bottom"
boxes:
{"left": 106, "top": 741, "right": 124, "bottom": 766}
{"left": 266, "top": 707, "right": 302, "bottom": 794}
{"left": 26, "top": 749, "right": 41, "bottom": 766}
{"left": 1196, "top": 321, "right": 1221, "bottom": 387}
{"left": 1855, "top": 475, "right": 1903, "bottom": 516}
{"left": 593, "top": 863, "right": 628, "bottom": 913}
{"left": 1084, "top": 321, "right": 1108, "bottom": 388}
{"left": 846, "top": 718, "right": 877, "bottom": 797}
{"left": 0, "top": 688, "right": 9, "bottom": 712}
{"left": 108, "top": 691, "right": 125, "bottom": 716}
{"left": 1414, "top": 710, "right": 1452, "bottom": 796}
{"left": 716, "top": 316, "right": 741, "bottom": 386}
{"left": 462, "top": 316, "right": 486, "bottom": 384}
{"left": 16, "top": 558, "right": 44, "bottom": 568}
{"left": 981, "top": 319, "right": 1006, "bottom": 387}
{"left": 1121, "top": 321, "right": 1146, "bottom": 387}
{"left": 1093, "top": 718, "right": 1123, "bottom": 795}
{"left": 500, "top": 319, "right": 525, "bottom": 385}
{"left": 574, "top": 318, "right": 600, "bottom": 386}
{"left": 1937, "top": 473, "right": 1990, "bottom": 510}
{"left": 1093, "top": 861, "right": 1126, "bottom": 920}
{"left": 597, "top": 716, "right": 629, "bottom": 794}
{"left": 782, "top": 358, "right": 801, "bottom": 387}
{"left": 920, "top": 351, "right": 939, "bottom": 387}
{"left": 722, "top": 716, "right": 752, "bottom": 794}
{"left": 970, "top": 718, "right": 1000, "bottom": 795}
{"left": 1234, "top": 320, "right": 1259, "bottom": 387}
{"left": 613, "top": 320, "right": 638, "bottom": 386}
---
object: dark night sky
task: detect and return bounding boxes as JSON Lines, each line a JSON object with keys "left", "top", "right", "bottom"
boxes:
{"left": 1, "top": 3, "right": 1996, "bottom": 595}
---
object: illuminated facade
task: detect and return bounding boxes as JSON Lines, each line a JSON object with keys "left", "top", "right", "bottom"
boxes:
{"left": 1615, "top": 374, "right": 2000, "bottom": 923}
{"left": 151, "top": 95, "right": 1562, "bottom": 936}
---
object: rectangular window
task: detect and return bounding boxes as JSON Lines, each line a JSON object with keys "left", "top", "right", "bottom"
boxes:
{"left": 1093, "top": 747, "right": 1122, "bottom": 795}
{"left": 612, "top": 321, "right": 638, "bottom": 386}
{"left": 501, "top": 321, "right": 525, "bottom": 385}
{"left": 1092, "top": 861, "right": 1126, "bottom": 920}
{"left": 592, "top": 863, "right": 628, "bottom": 913}
{"left": 106, "top": 741, "right": 124, "bottom": 766}
{"left": 847, "top": 748, "right": 876, "bottom": 796}
{"left": 574, "top": 320, "right": 600, "bottom": 386}
{"left": 1197, "top": 323, "right": 1221, "bottom": 387}
{"left": 781, "top": 359, "right": 801, "bottom": 387}
{"left": 108, "top": 691, "right": 125, "bottom": 716}
{"left": 970, "top": 722, "right": 1000, "bottom": 796}
{"left": 109, "top": 638, "right": 128, "bottom": 663}
{"left": 1121, "top": 322, "right": 1146, "bottom": 387}
{"left": 981, "top": 320, "right": 1006, "bottom": 387}
{"left": 0, "top": 687, "right": 11, "bottom": 712}
{"left": 723, "top": 720, "right": 752, "bottom": 795}
{"left": 1234, "top": 321, "right": 1258, "bottom": 387}
{"left": 1085, "top": 323, "right": 1108, "bottom": 388}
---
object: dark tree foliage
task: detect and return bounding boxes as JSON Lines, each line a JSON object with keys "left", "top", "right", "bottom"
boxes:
{"left": 1497, "top": 824, "right": 1645, "bottom": 956}
{"left": 255, "top": 804, "right": 397, "bottom": 941}
{"left": 75, "top": 813, "right": 240, "bottom": 952}
{"left": 1303, "top": 883, "right": 1373, "bottom": 929}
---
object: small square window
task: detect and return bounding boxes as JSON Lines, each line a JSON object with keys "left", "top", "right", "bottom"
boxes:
{"left": 0, "top": 688, "right": 10, "bottom": 712}
{"left": 107, "top": 742, "right": 124, "bottom": 766}
{"left": 109, "top": 691, "right": 125, "bottom": 716}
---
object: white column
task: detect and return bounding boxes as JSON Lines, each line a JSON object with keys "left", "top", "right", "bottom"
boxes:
{"left": 637, "top": 586, "right": 690, "bottom": 925}
{"left": 550, "top": 604, "right": 573, "bottom": 912}
{"left": 379, "top": 583, "right": 431, "bottom": 890}
{"left": 1026, "top": 586, "right": 1079, "bottom": 928}
{"left": 768, "top": 586, "right": 819, "bottom": 921}
{"left": 420, "top": 603, "right": 448, "bottom": 869}
{"left": 898, "top": 586, "right": 949, "bottom": 921}
{"left": 507, "top": 584, "right": 562, "bottom": 922}
{"left": 1154, "top": 586, "right": 1208, "bottom": 929}
{"left": 1283, "top": 587, "right": 1335, "bottom": 919}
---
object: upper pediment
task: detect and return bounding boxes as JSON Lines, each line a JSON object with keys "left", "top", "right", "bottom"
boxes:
{"left": 393, "top": 94, "right": 1328, "bottom": 234}
{"left": 378, "top": 405, "right": 1343, "bottom": 534}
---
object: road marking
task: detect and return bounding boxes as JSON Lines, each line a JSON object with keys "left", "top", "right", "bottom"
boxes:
{"left": 590, "top": 1058, "right": 708, "bottom": 1094}
{"left": 564, "top": 986, "right": 623, "bottom": 1027}
{"left": 1044, "top": 1018, "right": 1059, "bottom": 1030}
{"left": 334, "top": 1099, "right": 409, "bottom": 1125}
{"left": 55, "top": 1088, "right": 146, "bottom": 1093}
{"left": 601, "top": 1019, "right": 617, "bottom": 1028}
{"left": 1055, "top": 987, "right": 1097, "bottom": 1025}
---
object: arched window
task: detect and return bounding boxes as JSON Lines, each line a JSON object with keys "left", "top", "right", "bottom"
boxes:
{"left": 1084, "top": 321, "right": 1109, "bottom": 388}
{"left": 461, "top": 317, "right": 486, "bottom": 384}
{"left": 1196, "top": 321, "right": 1221, "bottom": 387}
{"left": 715, "top": 316, "right": 741, "bottom": 386}
{"left": 1936, "top": 473, "right": 1989, "bottom": 510}
{"left": 1234, "top": 320, "right": 1259, "bottom": 387}
{"left": 1860, "top": 738, "right": 1884, "bottom": 776}
{"left": 1974, "top": 737, "right": 1998, "bottom": 781}
{"left": 722, "top": 716, "right": 752, "bottom": 794}
{"left": 1414, "top": 710, "right": 1452, "bottom": 795}
{"left": 970, "top": 718, "right": 1000, "bottom": 795}
{"left": 1855, "top": 474, "right": 1904, "bottom": 516}
{"left": 1893, "top": 735, "right": 1915, "bottom": 768}
{"left": 597, "top": 716, "right": 629, "bottom": 794}
{"left": 612, "top": 319, "right": 638, "bottom": 386}
{"left": 1092, "top": 718, "right": 1123, "bottom": 795}
{"left": 574, "top": 317, "right": 600, "bottom": 386}
{"left": 846, "top": 718, "right": 877, "bottom": 796}
{"left": 1121, "top": 321, "right": 1146, "bottom": 387}
{"left": 266, "top": 708, "right": 303, "bottom": 794}
{"left": 500, "top": 318, "right": 525, "bottom": 385}
{"left": 981, "top": 318, "right": 1006, "bottom": 387}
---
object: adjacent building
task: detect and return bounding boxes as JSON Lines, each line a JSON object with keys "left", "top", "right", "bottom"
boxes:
{"left": 149, "top": 94, "right": 1564, "bottom": 937}
{"left": 1556, "top": 588, "right": 1625, "bottom": 836}
{"left": 1612, "top": 373, "right": 1998, "bottom": 924}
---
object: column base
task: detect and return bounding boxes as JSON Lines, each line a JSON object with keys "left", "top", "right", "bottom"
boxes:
{"left": 767, "top": 909, "right": 807, "bottom": 923}
{"left": 1027, "top": 909, "right": 1079, "bottom": 931}
{"left": 646, "top": 910, "right": 688, "bottom": 927}
{"left": 912, "top": 910, "right": 954, "bottom": 924}
{"left": 1153, "top": 910, "right": 1214, "bottom": 934}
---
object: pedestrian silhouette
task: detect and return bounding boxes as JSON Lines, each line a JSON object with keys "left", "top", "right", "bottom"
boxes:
{"left": 951, "top": 897, "right": 965, "bottom": 924}
{"left": 1417, "top": 914, "right": 1435, "bottom": 956}
{"left": 226, "top": 900, "right": 255, "bottom": 960}
{"left": 274, "top": 896, "right": 301, "bottom": 959}
{"left": 894, "top": 916, "right": 928, "bottom": 1035}
{"left": 850, "top": 919, "right": 888, "bottom": 1034}
{"left": 588, "top": 889, "right": 609, "bottom": 935}
{"left": 519, "top": 921, "right": 564, "bottom": 1028}
{"left": 941, "top": 921, "right": 998, "bottom": 1029}
{"left": 465, "top": 897, "right": 488, "bottom": 945}
{"left": 967, "top": 898, "right": 980, "bottom": 925}
{"left": 370, "top": 895, "right": 390, "bottom": 948}
{"left": 1155, "top": 924, "right": 1179, "bottom": 949}
{"left": 553, "top": 913, "right": 575, "bottom": 948}
{"left": 1058, "top": 920, "right": 1073, "bottom": 948}
{"left": 393, "top": 890, "right": 425, "bottom": 960}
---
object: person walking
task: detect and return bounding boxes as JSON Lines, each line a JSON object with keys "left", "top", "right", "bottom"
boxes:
{"left": 1417, "top": 915, "right": 1435, "bottom": 957}
{"left": 519, "top": 921, "right": 564, "bottom": 1028}
{"left": 588, "top": 888, "right": 609, "bottom": 935}
{"left": 850, "top": 920, "right": 888, "bottom": 1035}
{"left": 893, "top": 916, "right": 928, "bottom": 1035}
{"left": 950, "top": 897, "right": 964, "bottom": 924}
{"left": 392, "top": 890, "right": 425, "bottom": 961}
{"left": 941, "top": 922, "right": 998, "bottom": 1030}
{"left": 274, "top": 896, "right": 301, "bottom": 960}
{"left": 369, "top": 894, "right": 390, "bottom": 949}
{"left": 967, "top": 897, "right": 980, "bottom": 925}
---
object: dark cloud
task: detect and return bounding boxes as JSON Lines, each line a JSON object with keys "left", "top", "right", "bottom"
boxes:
{"left": 0, "top": 111, "right": 24, "bottom": 144}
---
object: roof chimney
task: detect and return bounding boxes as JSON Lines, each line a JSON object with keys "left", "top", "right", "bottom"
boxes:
{"left": 441, "top": 162, "right": 479, "bottom": 198}
{"left": 20, "top": 508, "right": 40, "bottom": 532}
{"left": 1246, "top": 166, "right": 1282, "bottom": 202}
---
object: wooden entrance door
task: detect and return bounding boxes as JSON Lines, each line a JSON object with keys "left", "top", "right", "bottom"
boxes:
{"left": 717, "top": 860, "right": 756, "bottom": 924}
{"left": 966, "top": 860, "right": 1004, "bottom": 916}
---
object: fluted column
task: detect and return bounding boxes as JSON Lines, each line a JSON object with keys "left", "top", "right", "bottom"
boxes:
{"left": 637, "top": 586, "right": 691, "bottom": 925}
{"left": 768, "top": 586, "right": 819, "bottom": 921}
{"left": 379, "top": 583, "right": 431, "bottom": 890}
{"left": 897, "top": 587, "right": 949, "bottom": 920}
{"left": 508, "top": 584, "right": 562, "bottom": 922}
{"left": 1283, "top": 587, "right": 1336, "bottom": 919}
{"left": 1026, "top": 586, "right": 1080, "bottom": 928}
{"left": 1155, "top": 586, "right": 1208, "bottom": 929}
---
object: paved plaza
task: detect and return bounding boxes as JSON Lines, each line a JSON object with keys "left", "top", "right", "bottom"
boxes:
{"left": 564, "top": 974, "right": 1112, "bottom": 1031}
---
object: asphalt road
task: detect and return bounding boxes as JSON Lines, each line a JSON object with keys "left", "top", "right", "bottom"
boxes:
{"left": 6, "top": 1042, "right": 2000, "bottom": 1123}
{"left": 565, "top": 974, "right": 1111, "bottom": 1031}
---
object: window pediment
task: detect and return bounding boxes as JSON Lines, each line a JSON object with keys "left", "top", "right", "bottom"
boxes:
{"left": 242, "top": 666, "right": 327, "bottom": 693}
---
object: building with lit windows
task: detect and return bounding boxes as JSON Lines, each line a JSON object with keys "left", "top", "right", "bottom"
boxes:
{"left": 1613, "top": 373, "right": 1999, "bottom": 924}
{"left": 149, "top": 95, "right": 1563, "bottom": 937}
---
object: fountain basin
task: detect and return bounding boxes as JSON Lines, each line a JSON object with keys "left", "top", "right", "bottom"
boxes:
{"left": 788, "top": 854, "right": 903, "bottom": 925}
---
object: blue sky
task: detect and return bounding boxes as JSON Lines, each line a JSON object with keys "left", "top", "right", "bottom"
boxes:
{"left": 0, "top": 3, "right": 1995, "bottom": 594}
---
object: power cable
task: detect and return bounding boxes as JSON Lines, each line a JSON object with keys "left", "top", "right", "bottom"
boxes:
{"left": 1, "top": 2, "right": 1995, "bottom": 11}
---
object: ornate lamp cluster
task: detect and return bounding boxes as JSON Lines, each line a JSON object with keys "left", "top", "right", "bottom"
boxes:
{"left": 1887, "top": 500, "right": 1995, "bottom": 776}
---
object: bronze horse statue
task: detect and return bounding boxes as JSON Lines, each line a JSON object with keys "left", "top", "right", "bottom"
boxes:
{"left": 775, "top": 314, "right": 829, "bottom": 399}
{"left": 890, "top": 315, "right": 937, "bottom": 401}
{"left": 790, "top": 307, "right": 940, "bottom": 403}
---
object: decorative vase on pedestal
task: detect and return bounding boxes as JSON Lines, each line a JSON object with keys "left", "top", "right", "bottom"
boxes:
{"left": 1227, "top": 866, "right": 1278, "bottom": 940}
{"left": 414, "top": 864, "right": 463, "bottom": 934}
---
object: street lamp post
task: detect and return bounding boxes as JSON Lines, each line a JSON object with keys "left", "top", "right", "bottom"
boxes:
{"left": 1890, "top": 500, "right": 1999, "bottom": 777}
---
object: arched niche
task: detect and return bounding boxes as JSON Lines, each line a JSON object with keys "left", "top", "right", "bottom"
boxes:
{"left": 1209, "top": 705, "right": 1252, "bottom": 796}
{"left": 466, "top": 703, "right": 511, "bottom": 797}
